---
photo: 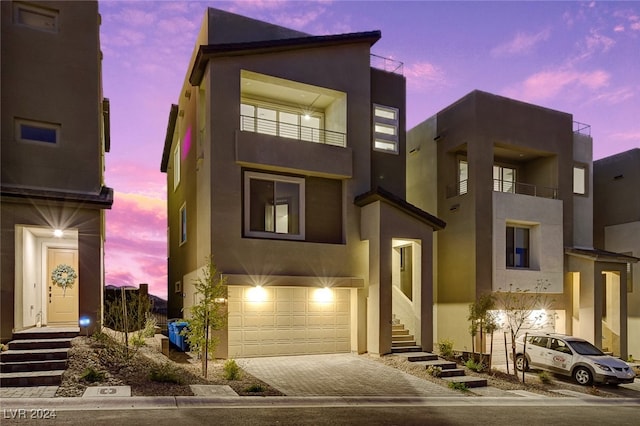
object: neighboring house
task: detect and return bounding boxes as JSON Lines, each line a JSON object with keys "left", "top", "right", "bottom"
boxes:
{"left": 0, "top": 1, "right": 112, "bottom": 340}
{"left": 407, "top": 90, "right": 637, "bottom": 359}
{"left": 161, "top": 8, "right": 444, "bottom": 358}
{"left": 594, "top": 148, "right": 640, "bottom": 359}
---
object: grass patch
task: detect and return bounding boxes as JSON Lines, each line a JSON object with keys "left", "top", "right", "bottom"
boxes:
{"left": 464, "top": 359, "right": 485, "bottom": 373}
{"left": 448, "top": 381, "right": 469, "bottom": 392}
{"left": 537, "top": 371, "right": 551, "bottom": 384}
{"left": 80, "top": 367, "right": 106, "bottom": 383}
{"left": 244, "top": 384, "right": 265, "bottom": 393}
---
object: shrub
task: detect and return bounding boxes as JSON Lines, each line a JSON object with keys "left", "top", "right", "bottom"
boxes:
{"left": 244, "top": 384, "right": 265, "bottom": 393}
{"left": 80, "top": 367, "right": 106, "bottom": 383}
{"left": 223, "top": 359, "right": 241, "bottom": 380}
{"left": 0, "top": 343, "right": 8, "bottom": 352}
{"left": 537, "top": 371, "right": 551, "bottom": 384}
{"left": 426, "top": 365, "right": 442, "bottom": 377}
{"left": 465, "top": 359, "right": 484, "bottom": 373}
{"left": 627, "top": 355, "right": 634, "bottom": 363}
{"left": 149, "top": 362, "right": 181, "bottom": 384}
{"left": 448, "top": 381, "right": 468, "bottom": 392}
{"left": 130, "top": 332, "right": 146, "bottom": 348}
{"left": 437, "top": 339, "right": 455, "bottom": 358}
{"left": 141, "top": 313, "right": 157, "bottom": 338}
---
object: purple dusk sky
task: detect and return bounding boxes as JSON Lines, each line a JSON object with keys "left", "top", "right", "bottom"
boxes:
{"left": 99, "top": 1, "right": 640, "bottom": 299}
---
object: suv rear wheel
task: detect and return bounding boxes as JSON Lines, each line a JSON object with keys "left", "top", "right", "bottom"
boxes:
{"left": 573, "top": 367, "right": 593, "bottom": 386}
{"left": 515, "top": 354, "right": 529, "bottom": 372}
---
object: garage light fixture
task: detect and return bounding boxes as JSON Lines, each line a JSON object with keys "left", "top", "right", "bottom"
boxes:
{"left": 53, "top": 229, "right": 64, "bottom": 237}
{"left": 247, "top": 285, "right": 267, "bottom": 302}
{"left": 313, "top": 287, "right": 333, "bottom": 303}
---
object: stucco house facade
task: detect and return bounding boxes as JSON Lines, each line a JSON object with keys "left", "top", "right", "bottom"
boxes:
{"left": 161, "top": 8, "right": 444, "bottom": 358}
{"left": 0, "top": 1, "right": 112, "bottom": 340}
{"left": 407, "top": 91, "right": 637, "bottom": 358}
{"left": 594, "top": 148, "right": 640, "bottom": 359}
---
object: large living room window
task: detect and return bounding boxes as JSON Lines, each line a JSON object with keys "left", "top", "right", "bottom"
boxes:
{"left": 241, "top": 101, "right": 322, "bottom": 143}
{"left": 494, "top": 165, "right": 516, "bottom": 193}
{"left": 244, "top": 171, "right": 305, "bottom": 240}
{"left": 506, "top": 225, "right": 529, "bottom": 268}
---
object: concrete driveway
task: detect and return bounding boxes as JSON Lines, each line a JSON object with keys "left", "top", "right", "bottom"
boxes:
{"left": 237, "top": 353, "right": 459, "bottom": 397}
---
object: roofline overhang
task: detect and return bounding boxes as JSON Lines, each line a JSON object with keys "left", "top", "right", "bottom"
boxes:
{"left": 1, "top": 185, "right": 114, "bottom": 209}
{"left": 354, "top": 186, "right": 446, "bottom": 231}
{"left": 160, "top": 104, "right": 179, "bottom": 173}
{"left": 189, "top": 30, "right": 382, "bottom": 86}
{"left": 565, "top": 247, "right": 640, "bottom": 263}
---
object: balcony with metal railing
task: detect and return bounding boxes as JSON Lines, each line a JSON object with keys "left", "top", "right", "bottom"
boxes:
{"left": 370, "top": 54, "right": 404, "bottom": 75}
{"left": 573, "top": 121, "right": 591, "bottom": 136}
{"left": 240, "top": 115, "right": 346, "bottom": 147}
{"left": 446, "top": 179, "right": 558, "bottom": 199}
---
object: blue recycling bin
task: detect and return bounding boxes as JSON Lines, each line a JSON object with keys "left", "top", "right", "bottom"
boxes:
{"left": 172, "top": 321, "right": 190, "bottom": 352}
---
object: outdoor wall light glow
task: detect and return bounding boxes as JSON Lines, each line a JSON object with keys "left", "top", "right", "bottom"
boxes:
{"left": 313, "top": 287, "right": 333, "bottom": 303}
{"left": 53, "top": 229, "right": 64, "bottom": 237}
{"left": 247, "top": 286, "right": 267, "bottom": 302}
{"left": 214, "top": 297, "right": 227, "bottom": 304}
{"left": 79, "top": 316, "right": 91, "bottom": 336}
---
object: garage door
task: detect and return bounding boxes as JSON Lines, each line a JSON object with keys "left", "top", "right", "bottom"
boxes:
{"left": 228, "top": 286, "right": 351, "bottom": 357}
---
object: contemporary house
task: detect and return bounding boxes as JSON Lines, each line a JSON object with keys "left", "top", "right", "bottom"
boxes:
{"left": 0, "top": 1, "right": 112, "bottom": 340}
{"left": 161, "top": 8, "right": 444, "bottom": 358}
{"left": 407, "top": 90, "right": 637, "bottom": 359}
{"left": 594, "top": 148, "right": 640, "bottom": 358}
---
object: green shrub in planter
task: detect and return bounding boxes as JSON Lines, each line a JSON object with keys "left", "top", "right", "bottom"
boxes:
{"left": 223, "top": 359, "right": 241, "bottom": 380}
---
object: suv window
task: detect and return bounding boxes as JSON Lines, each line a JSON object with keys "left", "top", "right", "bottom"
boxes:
{"left": 527, "top": 336, "right": 549, "bottom": 348}
{"left": 550, "top": 338, "right": 572, "bottom": 354}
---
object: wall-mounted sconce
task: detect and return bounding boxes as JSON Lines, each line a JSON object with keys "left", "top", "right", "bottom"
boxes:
{"left": 449, "top": 204, "right": 460, "bottom": 212}
{"left": 184, "top": 90, "right": 191, "bottom": 99}
{"left": 409, "top": 147, "right": 420, "bottom": 155}
{"left": 53, "top": 229, "right": 63, "bottom": 238}
{"left": 313, "top": 287, "right": 333, "bottom": 303}
{"left": 433, "top": 135, "right": 442, "bottom": 141}
{"left": 614, "top": 174, "right": 624, "bottom": 180}
{"left": 247, "top": 286, "right": 267, "bottom": 302}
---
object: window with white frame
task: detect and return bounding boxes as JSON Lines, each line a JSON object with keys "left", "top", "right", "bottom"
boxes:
{"left": 458, "top": 159, "right": 469, "bottom": 195}
{"left": 244, "top": 171, "right": 305, "bottom": 240}
{"left": 573, "top": 165, "right": 587, "bottom": 195}
{"left": 173, "top": 142, "right": 180, "bottom": 190}
{"left": 179, "top": 203, "right": 187, "bottom": 245}
{"left": 15, "top": 118, "right": 60, "bottom": 144}
{"left": 13, "top": 2, "right": 58, "bottom": 32}
{"left": 506, "top": 225, "right": 529, "bottom": 268}
{"left": 373, "top": 104, "right": 399, "bottom": 154}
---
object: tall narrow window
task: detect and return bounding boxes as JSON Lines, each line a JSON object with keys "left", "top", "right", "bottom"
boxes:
{"left": 573, "top": 165, "right": 586, "bottom": 195}
{"left": 494, "top": 165, "right": 516, "bottom": 193}
{"left": 15, "top": 118, "right": 59, "bottom": 144}
{"left": 458, "top": 160, "right": 468, "bottom": 195}
{"left": 373, "top": 104, "right": 399, "bottom": 154}
{"left": 244, "top": 171, "right": 305, "bottom": 240}
{"left": 173, "top": 142, "right": 180, "bottom": 190}
{"left": 506, "top": 225, "right": 529, "bottom": 268}
{"left": 179, "top": 203, "right": 187, "bottom": 245}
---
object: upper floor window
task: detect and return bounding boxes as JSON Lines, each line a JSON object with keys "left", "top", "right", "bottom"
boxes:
{"left": 15, "top": 118, "right": 59, "bottom": 144}
{"left": 14, "top": 2, "right": 58, "bottom": 32}
{"left": 244, "top": 171, "right": 305, "bottom": 240}
{"left": 173, "top": 142, "right": 180, "bottom": 190}
{"left": 458, "top": 159, "right": 469, "bottom": 195}
{"left": 494, "top": 165, "right": 516, "bottom": 193}
{"left": 241, "top": 101, "right": 323, "bottom": 143}
{"left": 179, "top": 203, "right": 187, "bottom": 245}
{"left": 373, "top": 104, "right": 399, "bottom": 154}
{"left": 573, "top": 165, "right": 587, "bottom": 195}
{"left": 506, "top": 225, "right": 529, "bottom": 268}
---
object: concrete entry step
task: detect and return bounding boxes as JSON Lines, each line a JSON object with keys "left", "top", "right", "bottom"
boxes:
{"left": 391, "top": 345, "right": 422, "bottom": 353}
{"left": 442, "top": 375, "right": 488, "bottom": 388}
{"left": 394, "top": 352, "right": 439, "bottom": 362}
{"left": 0, "top": 370, "right": 64, "bottom": 387}
{"left": 392, "top": 340, "right": 417, "bottom": 347}
{"left": 8, "top": 338, "right": 73, "bottom": 351}
{"left": 438, "top": 368, "right": 466, "bottom": 377}
{"left": 392, "top": 328, "right": 410, "bottom": 336}
{"left": 392, "top": 334, "right": 415, "bottom": 342}
{"left": 0, "top": 359, "right": 67, "bottom": 373}
{"left": 413, "top": 359, "right": 457, "bottom": 370}
{"left": 12, "top": 328, "right": 79, "bottom": 340}
{"left": 0, "top": 348, "right": 69, "bottom": 363}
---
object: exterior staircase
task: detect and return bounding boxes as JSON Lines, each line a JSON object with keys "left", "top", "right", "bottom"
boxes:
{"left": 0, "top": 327, "right": 78, "bottom": 387}
{"left": 391, "top": 319, "right": 487, "bottom": 388}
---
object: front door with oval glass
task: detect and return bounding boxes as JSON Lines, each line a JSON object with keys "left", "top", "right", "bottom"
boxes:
{"left": 47, "top": 248, "right": 79, "bottom": 324}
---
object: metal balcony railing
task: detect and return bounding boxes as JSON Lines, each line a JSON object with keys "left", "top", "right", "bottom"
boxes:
{"left": 370, "top": 54, "right": 404, "bottom": 75}
{"left": 446, "top": 179, "right": 558, "bottom": 199}
{"left": 240, "top": 115, "right": 346, "bottom": 147}
{"left": 573, "top": 121, "right": 591, "bottom": 136}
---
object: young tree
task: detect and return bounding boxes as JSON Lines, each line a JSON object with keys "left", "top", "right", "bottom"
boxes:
{"left": 468, "top": 293, "right": 496, "bottom": 365}
{"left": 184, "top": 256, "right": 227, "bottom": 377}
{"left": 494, "top": 280, "right": 554, "bottom": 380}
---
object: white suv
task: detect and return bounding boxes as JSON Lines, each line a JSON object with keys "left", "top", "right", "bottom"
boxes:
{"left": 514, "top": 333, "right": 636, "bottom": 385}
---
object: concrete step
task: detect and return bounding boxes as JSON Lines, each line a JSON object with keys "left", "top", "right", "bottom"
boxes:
{"left": 438, "top": 368, "right": 466, "bottom": 377}
{"left": 414, "top": 359, "right": 457, "bottom": 370}
{"left": 391, "top": 345, "right": 423, "bottom": 353}
{"left": 442, "top": 375, "right": 488, "bottom": 388}
{"left": 12, "top": 328, "right": 78, "bottom": 340}
{"left": 391, "top": 334, "right": 415, "bottom": 342}
{"left": 394, "top": 352, "right": 439, "bottom": 362}
{"left": 0, "top": 348, "right": 68, "bottom": 363}
{"left": 0, "top": 359, "right": 68, "bottom": 373}
{"left": 0, "top": 370, "right": 64, "bottom": 387}
{"left": 392, "top": 340, "right": 417, "bottom": 347}
{"left": 7, "top": 338, "right": 73, "bottom": 351}
{"left": 392, "top": 328, "right": 410, "bottom": 336}
{"left": 392, "top": 324, "right": 405, "bottom": 331}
